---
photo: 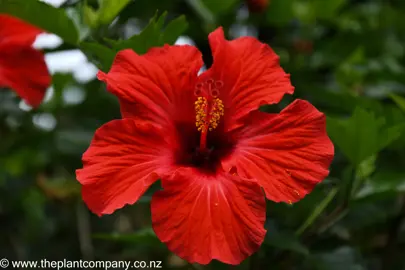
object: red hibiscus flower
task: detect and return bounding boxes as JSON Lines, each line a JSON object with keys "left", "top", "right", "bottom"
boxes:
{"left": 0, "top": 14, "right": 51, "bottom": 107}
{"left": 76, "top": 27, "right": 334, "bottom": 265}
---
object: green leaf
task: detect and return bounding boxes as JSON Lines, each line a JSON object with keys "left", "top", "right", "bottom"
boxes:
{"left": 83, "top": 0, "right": 131, "bottom": 28}
{"left": 66, "top": 5, "right": 91, "bottom": 41}
{"left": 390, "top": 93, "right": 405, "bottom": 112}
{"left": 352, "top": 155, "right": 377, "bottom": 194}
{"left": 0, "top": 0, "right": 79, "bottom": 44}
{"left": 355, "top": 155, "right": 376, "bottom": 179}
{"left": 97, "top": 0, "right": 131, "bottom": 25}
{"left": 83, "top": 5, "right": 99, "bottom": 28}
{"left": 113, "top": 17, "right": 161, "bottom": 53}
{"left": 155, "top": 11, "right": 167, "bottom": 30}
{"left": 111, "top": 12, "right": 188, "bottom": 54}
{"left": 161, "top": 15, "right": 188, "bottom": 45}
{"left": 111, "top": 12, "right": 162, "bottom": 53}
{"left": 327, "top": 107, "right": 403, "bottom": 166}
{"left": 379, "top": 124, "right": 404, "bottom": 149}
{"left": 355, "top": 169, "right": 405, "bottom": 199}
{"left": 80, "top": 42, "right": 116, "bottom": 71}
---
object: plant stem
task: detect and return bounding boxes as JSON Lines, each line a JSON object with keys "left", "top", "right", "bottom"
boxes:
{"left": 295, "top": 187, "right": 338, "bottom": 236}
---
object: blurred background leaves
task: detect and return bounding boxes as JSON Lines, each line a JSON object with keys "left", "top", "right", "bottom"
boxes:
{"left": 1, "top": 0, "right": 405, "bottom": 269}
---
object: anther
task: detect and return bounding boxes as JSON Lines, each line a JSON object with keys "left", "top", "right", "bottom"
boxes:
{"left": 194, "top": 97, "right": 224, "bottom": 132}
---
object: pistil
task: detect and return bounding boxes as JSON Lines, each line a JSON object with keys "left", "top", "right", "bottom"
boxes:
{"left": 194, "top": 80, "right": 225, "bottom": 152}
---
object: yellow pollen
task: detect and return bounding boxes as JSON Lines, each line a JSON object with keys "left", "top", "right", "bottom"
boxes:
{"left": 195, "top": 97, "right": 224, "bottom": 132}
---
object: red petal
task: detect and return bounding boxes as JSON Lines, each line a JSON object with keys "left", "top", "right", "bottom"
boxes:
{"left": 98, "top": 45, "right": 203, "bottom": 126}
{"left": 152, "top": 168, "right": 266, "bottom": 265}
{"left": 202, "top": 27, "right": 294, "bottom": 131}
{"left": 0, "top": 14, "right": 42, "bottom": 46}
{"left": 76, "top": 119, "right": 173, "bottom": 216}
{"left": 223, "top": 100, "right": 334, "bottom": 203}
{"left": 0, "top": 46, "right": 50, "bottom": 107}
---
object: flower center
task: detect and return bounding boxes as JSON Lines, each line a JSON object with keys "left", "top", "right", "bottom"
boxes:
{"left": 194, "top": 79, "right": 225, "bottom": 152}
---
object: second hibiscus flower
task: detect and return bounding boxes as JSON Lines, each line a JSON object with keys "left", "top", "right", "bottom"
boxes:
{"left": 76, "top": 27, "right": 334, "bottom": 265}
{"left": 0, "top": 14, "right": 50, "bottom": 107}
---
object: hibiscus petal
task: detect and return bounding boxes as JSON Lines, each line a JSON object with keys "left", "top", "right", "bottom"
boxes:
{"left": 97, "top": 45, "right": 203, "bottom": 126}
{"left": 0, "top": 14, "right": 42, "bottom": 46}
{"left": 203, "top": 27, "right": 294, "bottom": 131}
{"left": 76, "top": 119, "right": 173, "bottom": 216}
{"left": 223, "top": 99, "right": 334, "bottom": 203}
{"left": 151, "top": 168, "right": 266, "bottom": 265}
{"left": 0, "top": 46, "right": 50, "bottom": 107}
